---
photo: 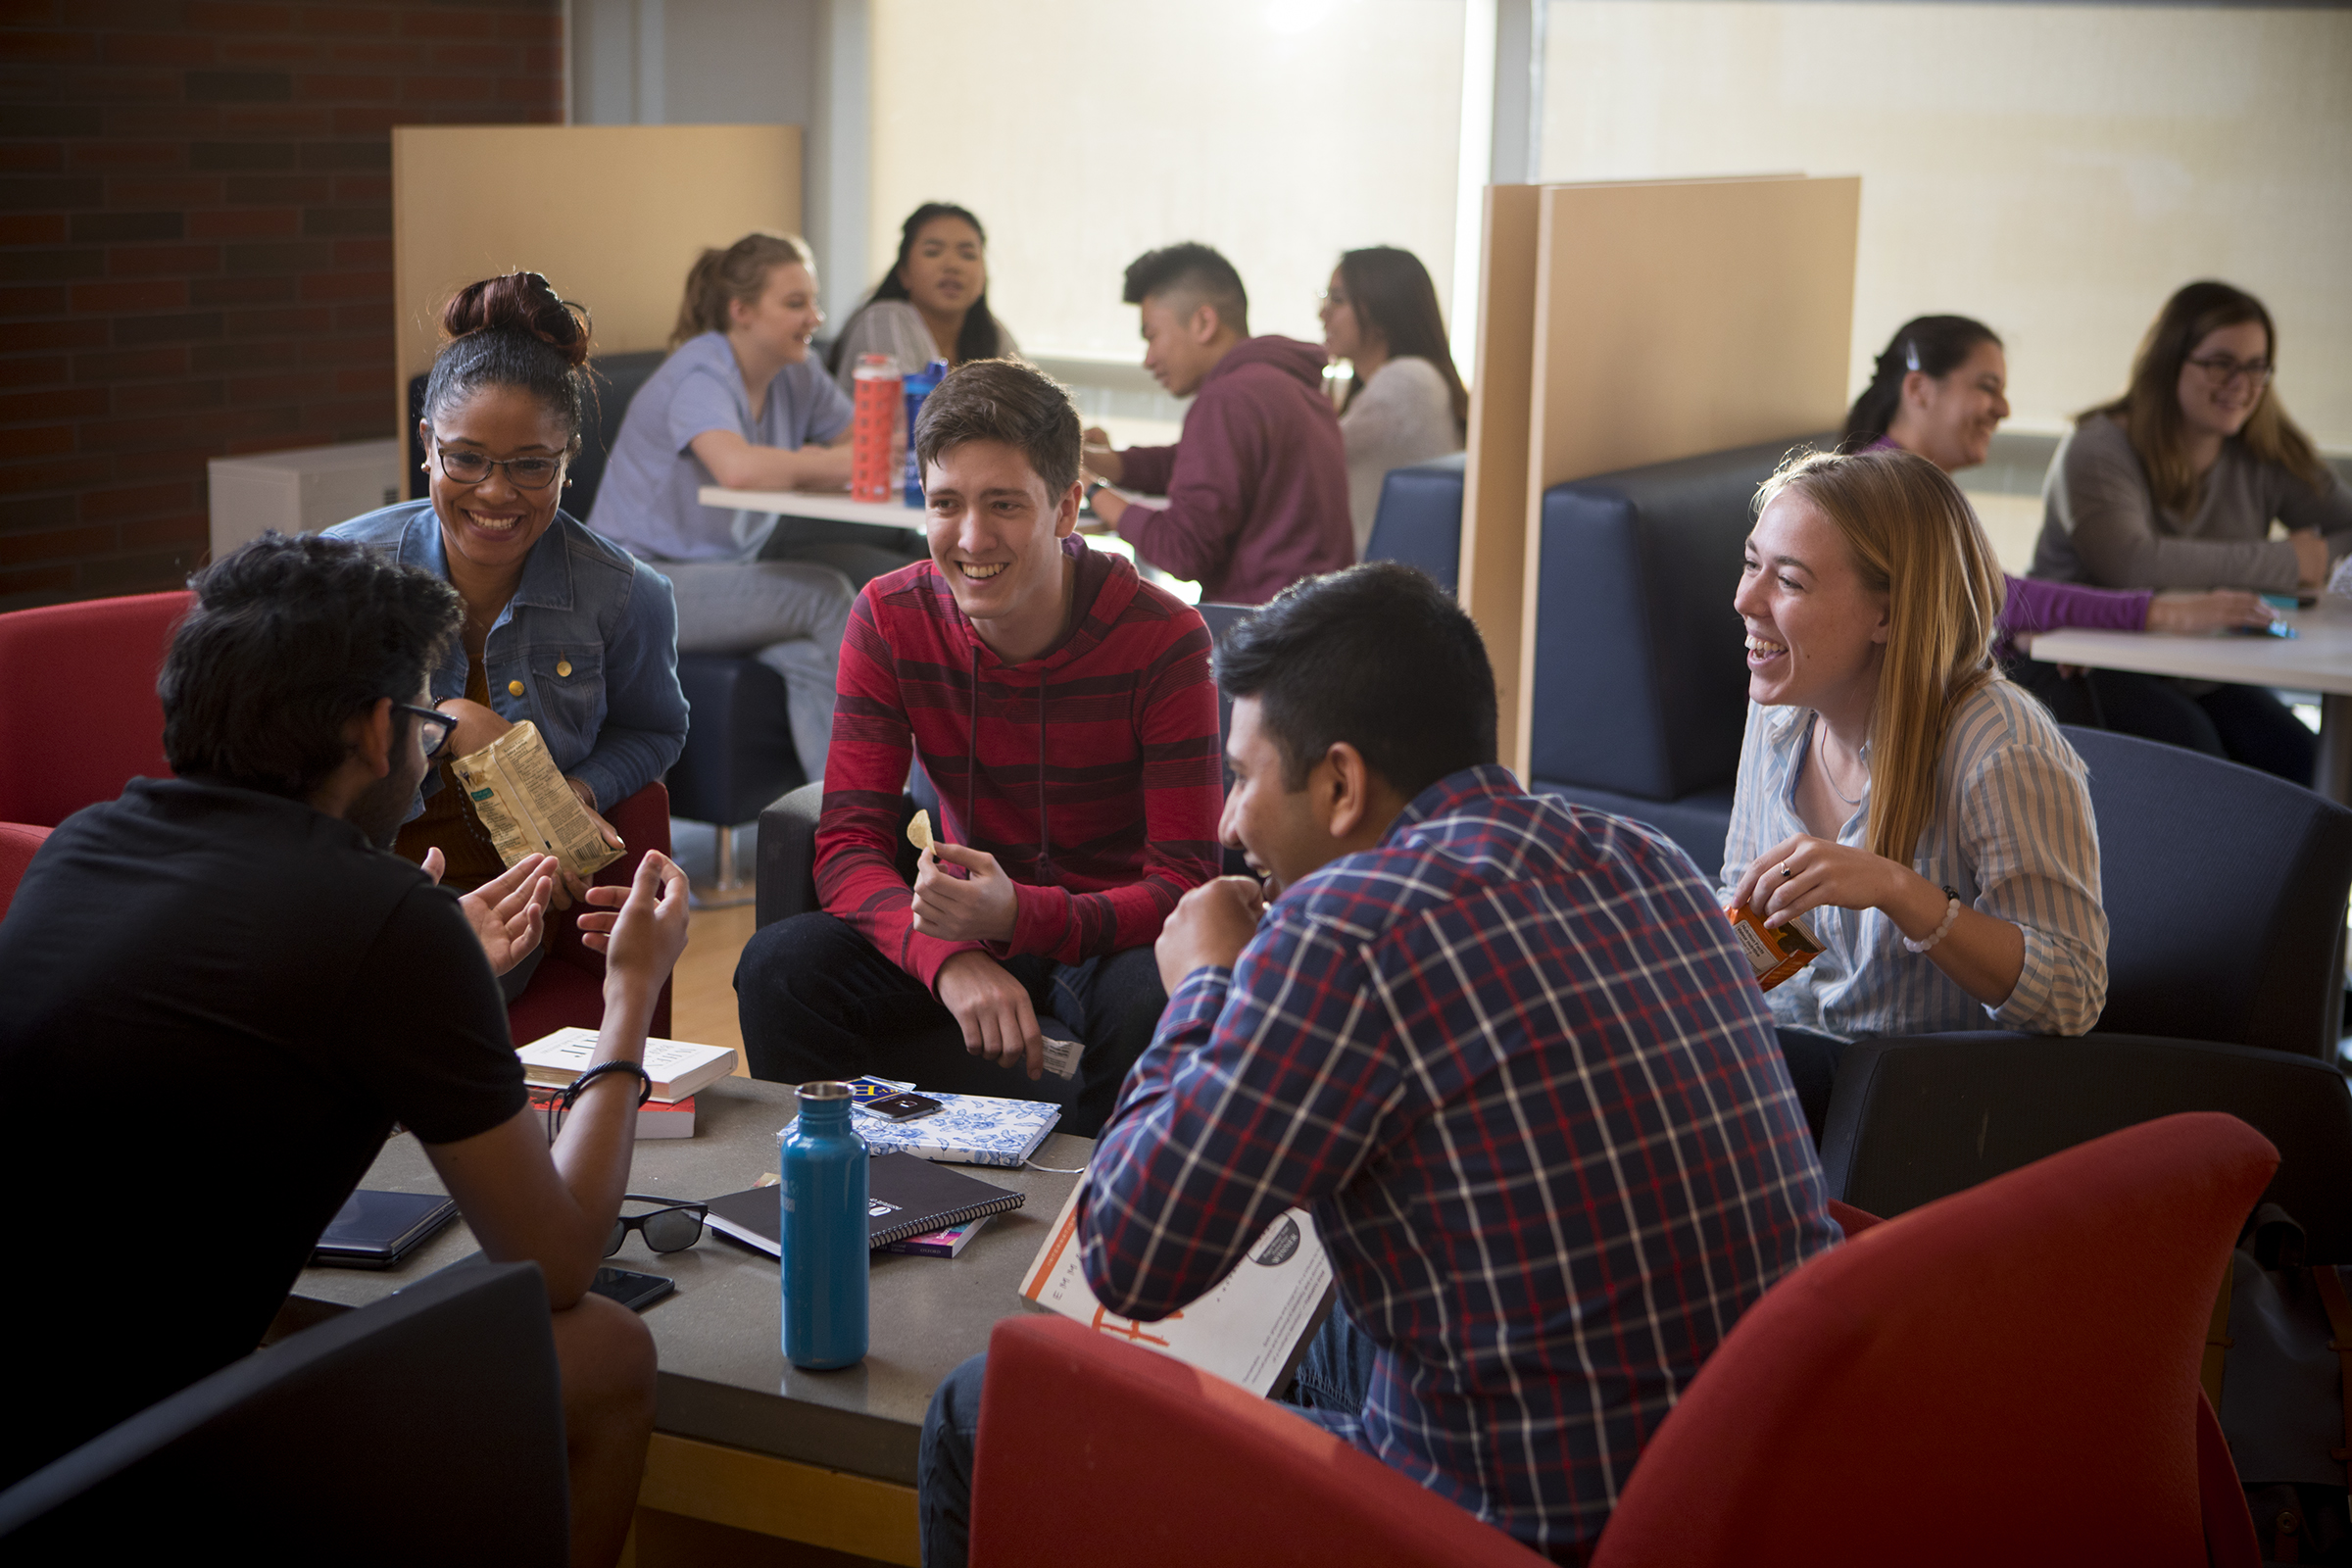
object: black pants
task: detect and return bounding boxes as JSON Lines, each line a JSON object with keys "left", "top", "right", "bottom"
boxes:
{"left": 2011, "top": 659, "right": 2315, "bottom": 787}
{"left": 1776, "top": 1026, "right": 1845, "bottom": 1147}
{"left": 733, "top": 911, "right": 1167, "bottom": 1138}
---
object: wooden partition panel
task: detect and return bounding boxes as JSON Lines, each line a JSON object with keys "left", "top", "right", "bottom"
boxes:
{"left": 1524, "top": 176, "right": 1857, "bottom": 491}
{"left": 1469, "top": 173, "right": 1859, "bottom": 773}
{"left": 392, "top": 123, "right": 803, "bottom": 489}
{"left": 1457, "top": 184, "right": 1542, "bottom": 756}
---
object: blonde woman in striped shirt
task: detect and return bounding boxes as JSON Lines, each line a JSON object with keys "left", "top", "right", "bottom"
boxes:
{"left": 1723, "top": 447, "right": 2108, "bottom": 1139}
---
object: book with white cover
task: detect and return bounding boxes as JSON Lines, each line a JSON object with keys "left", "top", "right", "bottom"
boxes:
{"left": 1017, "top": 1179, "right": 1335, "bottom": 1396}
{"left": 516, "top": 1027, "right": 737, "bottom": 1104}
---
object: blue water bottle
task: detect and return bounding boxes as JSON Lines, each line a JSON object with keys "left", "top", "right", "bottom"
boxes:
{"left": 903, "top": 358, "right": 948, "bottom": 507}
{"left": 780, "top": 1081, "right": 867, "bottom": 1369}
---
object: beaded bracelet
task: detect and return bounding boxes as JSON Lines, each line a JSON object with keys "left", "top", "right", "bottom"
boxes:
{"left": 1902, "top": 887, "right": 1965, "bottom": 956}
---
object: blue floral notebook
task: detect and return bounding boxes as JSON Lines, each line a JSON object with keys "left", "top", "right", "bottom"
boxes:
{"left": 838, "top": 1077, "right": 1062, "bottom": 1168}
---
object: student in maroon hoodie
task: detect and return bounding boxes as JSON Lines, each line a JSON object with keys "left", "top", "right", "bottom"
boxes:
{"left": 735, "top": 359, "right": 1225, "bottom": 1135}
{"left": 1082, "top": 243, "right": 1354, "bottom": 604}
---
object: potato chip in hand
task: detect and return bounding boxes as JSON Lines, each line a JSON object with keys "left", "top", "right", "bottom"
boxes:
{"left": 906, "top": 811, "right": 933, "bottom": 853}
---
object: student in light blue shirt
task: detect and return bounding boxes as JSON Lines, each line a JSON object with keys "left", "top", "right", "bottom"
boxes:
{"left": 1721, "top": 447, "right": 2106, "bottom": 1140}
{"left": 590, "top": 233, "right": 860, "bottom": 776}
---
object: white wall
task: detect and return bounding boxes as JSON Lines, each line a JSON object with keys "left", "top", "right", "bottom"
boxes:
{"left": 866, "top": 0, "right": 1468, "bottom": 364}
{"left": 569, "top": 0, "right": 866, "bottom": 317}
{"left": 1540, "top": 1, "right": 2352, "bottom": 449}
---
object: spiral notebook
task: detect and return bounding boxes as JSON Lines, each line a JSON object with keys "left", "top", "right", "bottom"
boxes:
{"left": 703, "top": 1152, "right": 1027, "bottom": 1253}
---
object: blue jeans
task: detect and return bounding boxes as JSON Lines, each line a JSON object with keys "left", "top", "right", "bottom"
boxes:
{"left": 1280, "top": 1298, "right": 1377, "bottom": 1427}
{"left": 918, "top": 1351, "right": 989, "bottom": 1568}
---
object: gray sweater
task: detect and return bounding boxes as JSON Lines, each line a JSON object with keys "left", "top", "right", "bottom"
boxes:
{"left": 2031, "top": 413, "right": 2352, "bottom": 591}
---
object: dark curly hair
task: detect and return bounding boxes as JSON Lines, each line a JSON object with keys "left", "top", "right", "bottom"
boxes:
{"left": 419, "top": 270, "right": 595, "bottom": 451}
{"left": 163, "top": 532, "right": 462, "bottom": 800}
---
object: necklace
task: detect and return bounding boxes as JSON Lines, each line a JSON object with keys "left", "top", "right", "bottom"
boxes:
{"left": 1813, "top": 720, "right": 1866, "bottom": 807}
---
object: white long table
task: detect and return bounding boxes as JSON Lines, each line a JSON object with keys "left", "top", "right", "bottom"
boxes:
{"left": 697, "top": 486, "right": 928, "bottom": 532}
{"left": 2026, "top": 596, "right": 2352, "bottom": 803}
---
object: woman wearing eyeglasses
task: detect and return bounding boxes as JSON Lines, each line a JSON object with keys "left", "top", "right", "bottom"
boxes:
{"left": 2030, "top": 280, "right": 2352, "bottom": 782}
{"left": 1846, "top": 314, "right": 2275, "bottom": 735}
{"left": 325, "top": 273, "right": 688, "bottom": 971}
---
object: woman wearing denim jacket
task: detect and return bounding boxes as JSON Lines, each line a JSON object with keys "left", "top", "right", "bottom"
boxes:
{"left": 325, "top": 272, "right": 687, "bottom": 938}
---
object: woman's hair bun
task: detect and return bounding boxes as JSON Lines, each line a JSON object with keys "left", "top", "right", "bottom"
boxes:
{"left": 441, "top": 271, "right": 592, "bottom": 369}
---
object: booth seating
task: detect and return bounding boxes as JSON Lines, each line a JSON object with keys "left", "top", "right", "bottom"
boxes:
{"left": 0, "top": 590, "right": 188, "bottom": 828}
{"left": 0, "top": 1260, "right": 568, "bottom": 1563}
{"left": 1363, "top": 453, "right": 1465, "bottom": 590}
{"left": 966, "top": 1114, "right": 2269, "bottom": 1567}
{"left": 667, "top": 657, "right": 804, "bottom": 906}
{"left": 1526, "top": 437, "right": 1823, "bottom": 880}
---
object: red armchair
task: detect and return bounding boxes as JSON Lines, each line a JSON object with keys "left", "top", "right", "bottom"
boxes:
{"left": 968, "top": 1114, "right": 2270, "bottom": 1568}
{"left": 506, "top": 780, "right": 673, "bottom": 1045}
{"left": 1591, "top": 1110, "right": 2269, "bottom": 1567}
{"left": 0, "top": 591, "right": 189, "bottom": 826}
{"left": 969, "top": 1314, "right": 1547, "bottom": 1568}
{"left": 0, "top": 822, "right": 53, "bottom": 920}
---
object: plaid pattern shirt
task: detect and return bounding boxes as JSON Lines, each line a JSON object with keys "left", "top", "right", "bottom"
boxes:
{"left": 1081, "top": 766, "right": 1835, "bottom": 1560}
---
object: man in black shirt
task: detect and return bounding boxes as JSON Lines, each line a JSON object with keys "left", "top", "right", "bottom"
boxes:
{"left": 0, "top": 534, "right": 690, "bottom": 1568}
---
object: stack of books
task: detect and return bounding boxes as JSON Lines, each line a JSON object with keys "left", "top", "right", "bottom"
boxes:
{"left": 516, "top": 1027, "right": 739, "bottom": 1140}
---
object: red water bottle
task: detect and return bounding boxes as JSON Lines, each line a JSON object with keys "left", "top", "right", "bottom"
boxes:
{"left": 851, "top": 355, "right": 900, "bottom": 503}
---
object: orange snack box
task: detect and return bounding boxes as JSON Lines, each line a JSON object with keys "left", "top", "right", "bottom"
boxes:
{"left": 1725, "top": 903, "right": 1823, "bottom": 992}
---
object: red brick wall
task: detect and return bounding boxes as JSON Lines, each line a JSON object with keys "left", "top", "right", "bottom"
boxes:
{"left": 0, "top": 0, "right": 564, "bottom": 611}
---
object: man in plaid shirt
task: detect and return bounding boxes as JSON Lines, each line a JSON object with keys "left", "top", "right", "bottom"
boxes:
{"left": 918, "top": 564, "right": 1834, "bottom": 1565}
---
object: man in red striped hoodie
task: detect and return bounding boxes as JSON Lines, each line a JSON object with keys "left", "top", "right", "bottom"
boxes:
{"left": 735, "top": 360, "right": 1225, "bottom": 1135}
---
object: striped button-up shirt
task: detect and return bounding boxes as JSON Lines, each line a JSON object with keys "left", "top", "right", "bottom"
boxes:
{"left": 1081, "top": 765, "right": 1835, "bottom": 1561}
{"left": 1719, "top": 679, "right": 2107, "bottom": 1042}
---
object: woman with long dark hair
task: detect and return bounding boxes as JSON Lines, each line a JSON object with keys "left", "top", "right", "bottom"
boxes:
{"left": 826, "top": 202, "right": 1019, "bottom": 388}
{"left": 1318, "top": 246, "right": 1467, "bottom": 557}
{"left": 2030, "top": 281, "right": 2352, "bottom": 781}
{"left": 1847, "top": 314, "right": 2273, "bottom": 741}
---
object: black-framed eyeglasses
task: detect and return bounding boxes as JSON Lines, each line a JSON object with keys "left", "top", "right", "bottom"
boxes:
{"left": 2185, "top": 355, "right": 2273, "bottom": 390}
{"left": 606, "top": 1194, "right": 709, "bottom": 1257}
{"left": 393, "top": 702, "right": 457, "bottom": 760}
{"left": 434, "top": 441, "right": 565, "bottom": 490}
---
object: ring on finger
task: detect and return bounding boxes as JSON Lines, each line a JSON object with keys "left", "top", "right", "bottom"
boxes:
{"left": 1780, "top": 862, "right": 1796, "bottom": 879}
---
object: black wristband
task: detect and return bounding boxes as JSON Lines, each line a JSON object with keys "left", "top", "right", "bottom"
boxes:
{"left": 562, "top": 1059, "right": 653, "bottom": 1109}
